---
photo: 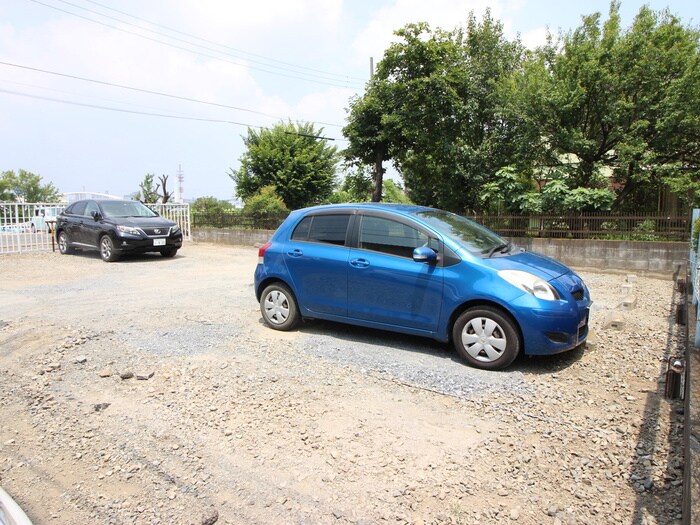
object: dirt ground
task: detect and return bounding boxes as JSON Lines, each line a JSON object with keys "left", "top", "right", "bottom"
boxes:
{"left": 0, "top": 243, "right": 685, "bottom": 525}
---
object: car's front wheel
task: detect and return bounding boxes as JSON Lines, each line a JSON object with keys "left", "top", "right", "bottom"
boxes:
{"left": 57, "top": 231, "right": 73, "bottom": 254}
{"left": 100, "top": 235, "right": 120, "bottom": 262}
{"left": 452, "top": 306, "right": 520, "bottom": 370}
{"left": 260, "top": 283, "right": 299, "bottom": 331}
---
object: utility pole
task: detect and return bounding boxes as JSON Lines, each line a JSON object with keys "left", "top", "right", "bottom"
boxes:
{"left": 176, "top": 164, "right": 184, "bottom": 203}
{"left": 369, "top": 57, "right": 374, "bottom": 80}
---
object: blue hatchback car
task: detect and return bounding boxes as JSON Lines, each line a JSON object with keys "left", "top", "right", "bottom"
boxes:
{"left": 254, "top": 203, "right": 590, "bottom": 370}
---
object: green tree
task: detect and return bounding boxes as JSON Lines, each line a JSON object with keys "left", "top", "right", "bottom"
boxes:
{"left": 516, "top": 2, "right": 700, "bottom": 211}
{"left": 231, "top": 121, "right": 339, "bottom": 210}
{"left": 137, "top": 173, "right": 159, "bottom": 203}
{"left": 345, "top": 13, "right": 524, "bottom": 212}
{"left": 382, "top": 179, "right": 412, "bottom": 204}
{"left": 243, "top": 186, "right": 289, "bottom": 217}
{"left": 0, "top": 169, "right": 60, "bottom": 202}
{"left": 191, "top": 196, "right": 234, "bottom": 215}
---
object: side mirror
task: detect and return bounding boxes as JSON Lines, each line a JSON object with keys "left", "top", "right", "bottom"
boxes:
{"left": 413, "top": 246, "right": 437, "bottom": 264}
{"left": 92, "top": 211, "right": 102, "bottom": 221}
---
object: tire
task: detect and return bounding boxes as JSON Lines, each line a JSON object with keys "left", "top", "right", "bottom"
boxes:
{"left": 452, "top": 306, "right": 520, "bottom": 370}
{"left": 161, "top": 248, "right": 178, "bottom": 258}
{"left": 57, "top": 231, "right": 73, "bottom": 255}
{"left": 99, "top": 235, "right": 120, "bottom": 262}
{"left": 260, "top": 283, "right": 299, "bottom": 331}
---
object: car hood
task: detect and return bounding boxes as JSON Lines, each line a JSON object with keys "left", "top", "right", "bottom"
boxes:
{"left": 109, "top": 216, "right": 175, "bottom": 228}
{"left": 487, "top": 250, "right": 571, "bottom": 280}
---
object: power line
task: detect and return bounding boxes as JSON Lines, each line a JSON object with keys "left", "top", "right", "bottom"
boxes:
{"left": 80, "top": 0, "right": 367, "bottom": 84}
{"left": 26, "top": 0, "right": 364, "bottom": 89}
{"left": 0, "top": 87, "right": 343, "bottom": 141}
{"left": 0, "top": 60, "right": 344, "bottom": 128}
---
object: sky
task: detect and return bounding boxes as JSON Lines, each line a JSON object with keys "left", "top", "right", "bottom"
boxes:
{"left": 1, "top": 0, "right": 697, "bottom": 203}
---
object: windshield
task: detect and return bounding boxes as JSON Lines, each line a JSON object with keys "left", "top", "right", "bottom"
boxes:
{"left": 100, "top": 201, "right": 158, "bottom": 218}
{"left": 415, "top": 210, "right": 507, "bottom": 255}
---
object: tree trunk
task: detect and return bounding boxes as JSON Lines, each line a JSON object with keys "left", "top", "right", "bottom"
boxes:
{"left": 371, "top": 148, "right": 384, "bottom": 202}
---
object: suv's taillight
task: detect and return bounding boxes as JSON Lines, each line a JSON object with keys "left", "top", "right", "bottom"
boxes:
{"left": 258, "top": 242, "right": 271, "bottom": 264}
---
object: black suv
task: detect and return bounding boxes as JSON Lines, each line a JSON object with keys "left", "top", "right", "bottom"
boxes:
{"left": 55, "top": 199, "right": 183, "bottom": 262}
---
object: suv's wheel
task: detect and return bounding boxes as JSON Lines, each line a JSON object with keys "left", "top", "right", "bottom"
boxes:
{"left": 452, "top": 306, "right": 520, "bottom": 370}
{"left": 160, "top": 247, "right": 178, "bottom": 258}
{"left": 57, "top": 231, "right": 73, "bottom": 254}
{"left": 260, "top": 283, "right": 299, "bottom": 331}
{"left": 100, "top": 235, "right": 120, "bottom": 262}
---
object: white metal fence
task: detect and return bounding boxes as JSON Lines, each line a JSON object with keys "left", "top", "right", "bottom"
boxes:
{"left": 0, "top": 201, "right": 191, "bottom": 255}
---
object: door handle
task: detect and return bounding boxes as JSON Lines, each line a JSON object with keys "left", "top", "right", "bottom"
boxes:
{"left": 350, "top": 258, "right": 370, "bottom": 268}
{"left": 287, "top": 249, "right": 303, "bottom": 257}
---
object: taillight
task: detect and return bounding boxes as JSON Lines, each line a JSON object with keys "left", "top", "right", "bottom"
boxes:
{"left": 258, "top": 241, "right": 272, "bottom": 264}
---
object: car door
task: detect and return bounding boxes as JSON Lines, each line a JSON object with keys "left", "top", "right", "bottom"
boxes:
{"left": 81, "top": 201, "right": 102, "bottom": 247}
{"left": 62, "top": 201, "right": 87, "bottom": 245}
{"left": 284, "top": 212, "right": 352, "bottom": 317}
{"left": 347, "top": 213, "right": 444, "bottom": 333}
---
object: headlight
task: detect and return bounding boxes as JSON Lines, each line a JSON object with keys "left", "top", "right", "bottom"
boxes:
{"left": 116, "top": 225, "right": 142, "bottom": 236}
{"left": 170, "top": 224, "right": 181, "bottom": 234}
{"left": 498, "top": 270, "right": 560, "bottom": 301}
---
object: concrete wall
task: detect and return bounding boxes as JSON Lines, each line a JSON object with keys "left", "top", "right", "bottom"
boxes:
{"left": 192, "top": 227, "right": 688, "bottom": 275}
{"left": 512, "top": 237, "right": 688, "bottom": 275}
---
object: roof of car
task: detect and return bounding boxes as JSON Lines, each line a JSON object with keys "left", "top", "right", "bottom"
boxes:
{"left": 299, "top": 202, "right": 436, "bottom": 215}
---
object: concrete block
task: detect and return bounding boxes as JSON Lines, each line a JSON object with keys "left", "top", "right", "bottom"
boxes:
{"left": 626, "top": 274, "right": 638, "bottom": 284}
{"left": 603, "top": 311, "right": 625, "bottom": 330}
{"left": 621, "top": 283, "right": 634, "bottom": 295}
{"left": 619, "top": 295, "right": 637, "bottom": 310}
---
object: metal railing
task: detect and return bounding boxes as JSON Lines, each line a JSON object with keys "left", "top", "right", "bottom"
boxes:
{"left": 468, "top": 212, "right": 690, "bottom": 242}
{"left": 191, "top": 212, "right": 287, "bottom": 231}
{"left": 0, "top": 201, "right": 191, "bottom": 255}
{"left": 0, "top": 202, "right": 66, "bottom": 254}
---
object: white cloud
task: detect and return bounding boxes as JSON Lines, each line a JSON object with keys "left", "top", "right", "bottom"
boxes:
{"left": 352, "top": 0, "right": 505, "bottom": 63}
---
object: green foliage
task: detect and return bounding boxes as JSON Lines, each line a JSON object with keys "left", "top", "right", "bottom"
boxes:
{"left": 243, "top": 186, "right": 289, "bottom": 218}
{"left": 345, "top": 12, "right": 525, "bottom": 211}
{"left": 343, "top": 3, "right": 700, "bottom": 213}
{"left": 137, "top": 173, "right": 159, "bottom": 203}
{"left": 191, "top": 196, "right": 234, "bottom": 215}
{"left": 0, "top": 169, "right": 61, "bottom": 202}
{"left": 232, "top": 121, "right": 339, "bottom": 210}
{"left": 382, "top": 179, "right": 412, "bottom": 204}
{"left": 330, "top": 168, "right": 373, "bottom": 203}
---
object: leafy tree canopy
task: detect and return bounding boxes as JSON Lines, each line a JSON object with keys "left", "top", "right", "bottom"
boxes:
{"left": 231, "top": 121, "right": 339, "bottom": 210}
{"left": 0, "top": 169, "right": 61, "bottom": 202}
{"left": 243, "top": 186, "right": 289, "bottom": 217}
{"left": 191, "top": 197, "right": 234, "bottom": 215}
{"left": 344, "top": 2, "right": 700, "bottom": 213}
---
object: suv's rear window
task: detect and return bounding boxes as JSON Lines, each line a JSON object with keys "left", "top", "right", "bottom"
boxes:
{"left": 291, "top": 215, "right": 350, "bottom": 246}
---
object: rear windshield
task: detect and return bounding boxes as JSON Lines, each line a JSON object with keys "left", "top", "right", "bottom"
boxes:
{"left": 415, "top": 210, "right": 505, "bottom": 255}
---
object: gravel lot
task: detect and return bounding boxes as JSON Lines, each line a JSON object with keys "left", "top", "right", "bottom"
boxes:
{"left": 0, "top": 243, "right": 685, "bottom": 525}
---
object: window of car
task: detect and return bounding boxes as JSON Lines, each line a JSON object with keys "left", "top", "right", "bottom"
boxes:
{"left": 67, "top": 201, "right": 87, "bottom": 216}
{"left": 100, "top": 201, "right": 158, "bottom": 218}
{"left": 291, "top": 214, "right": 350, "bottom": 246}
{"left": 84, "top": 201, "right": 99, "bottom": 218}
{"left": 359, "top": 216, "right": 435, "bottom": 259}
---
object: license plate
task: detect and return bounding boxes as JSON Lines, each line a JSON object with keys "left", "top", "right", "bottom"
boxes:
{"left": 153, "top": 238, "right": 166, "bottom": 246}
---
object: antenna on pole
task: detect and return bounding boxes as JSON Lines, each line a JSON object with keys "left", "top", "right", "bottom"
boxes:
{"left": 176, "top": 164, "right": 184, "bottom": 203}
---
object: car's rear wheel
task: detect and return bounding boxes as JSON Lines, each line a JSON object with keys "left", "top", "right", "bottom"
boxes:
{"left": 260, "top": 283, "right": 299, "bottom": 331}
{"left": 57, "top": 231, "right": 73, "bottom": 254}
{"left": 100, "top": 235, "right": 120, "bottom": 262}
{"left": 160, "top": 247, "right": 178, "bottom": 258}
{"left": 452, "top": 306, "right": 520, "bottom": 370}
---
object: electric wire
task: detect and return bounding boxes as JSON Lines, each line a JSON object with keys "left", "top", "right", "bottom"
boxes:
{"left": 77, "top": 0, "right": 367, "bottom": 83}
{"left": 26, "top": 0, "right": 364, "bottom": 89}
{"left": 0, "top": 87, "right": 344, "bottom": 141}
{"left": 0, "top": 61, "right": 345, "bottom": 128}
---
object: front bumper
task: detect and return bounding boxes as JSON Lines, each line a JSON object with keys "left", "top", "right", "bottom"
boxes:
{"left": 114, "top": 231, "right": 183, "bottom": 253}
